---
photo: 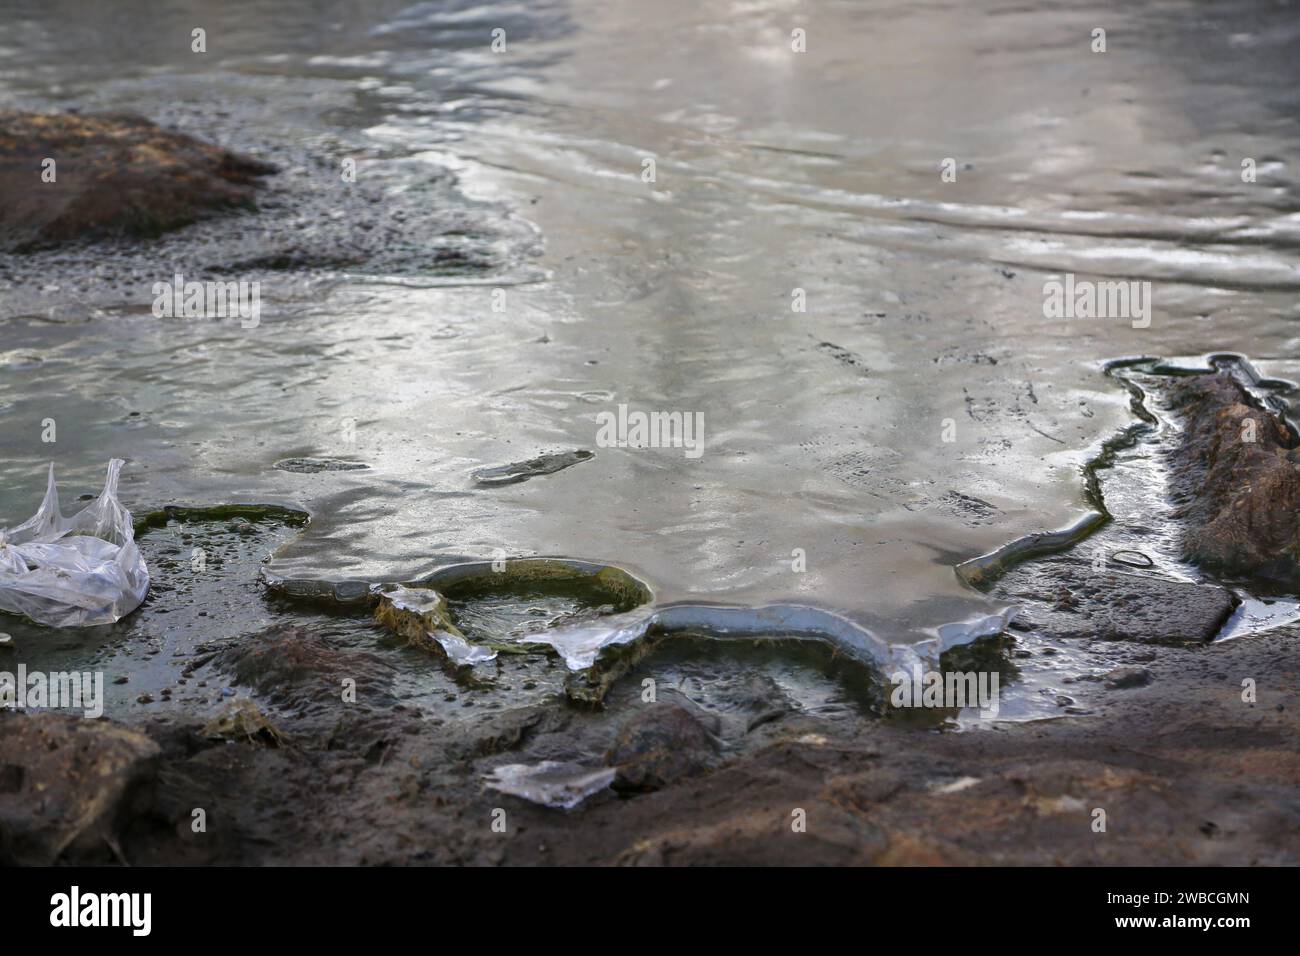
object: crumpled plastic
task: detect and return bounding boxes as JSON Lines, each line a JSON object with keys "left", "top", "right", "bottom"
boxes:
{"left": 0, "top": 460, "right": 150, "bottom": 627}
{"left": 484, "top": 761, "right": 617, "bottom": 809}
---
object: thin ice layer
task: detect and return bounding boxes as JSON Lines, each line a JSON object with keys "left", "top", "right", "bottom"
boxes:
{"left": 484, "top": 761, "right": 617, "bottom": 809}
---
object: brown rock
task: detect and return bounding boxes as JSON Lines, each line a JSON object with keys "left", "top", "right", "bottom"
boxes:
{"left": 1166, "top": 372, "right": 1300, "bottom": 584}
{"left": 0, "top": 712, "right": 159, "bottom": 865}
{"left": 0, "top": 110, "right": 276, "bottom": 251}
{"left": 605, "top": 702, "right": 719, "bottom": 791}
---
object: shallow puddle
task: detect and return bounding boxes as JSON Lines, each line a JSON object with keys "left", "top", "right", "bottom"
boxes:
{"left": 4, "top": 0, "right": 1300, "bottom": 732}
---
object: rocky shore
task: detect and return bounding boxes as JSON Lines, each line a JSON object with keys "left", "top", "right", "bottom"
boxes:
{"left": 0, "top": 111, "right": 275, "bottom": 252}
{"left": 1, "top": 620, "right": 1295, "bottom": 865}
{"left": 1166, "top": 373, "right": 1300, "bottom": 585}
{"left": 2, "top": 110, "right": 1299, "bottom": 867}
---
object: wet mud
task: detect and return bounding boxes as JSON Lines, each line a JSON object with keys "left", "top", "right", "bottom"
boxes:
{"left": 4, "top": 147, "right": 1300, "bottom": 859}
{"left": 3, "top": 622, "right": 1296, "bottom": 865}
{"left": 5, "top": 365, "right": 1300, "bottom": 866}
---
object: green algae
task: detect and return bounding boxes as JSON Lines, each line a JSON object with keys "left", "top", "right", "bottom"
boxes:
{"left": 135, "top": 503, "right": 309, "bottom": 537}
{"left": 434, "top": 559, "right": 651, "bottom": 613}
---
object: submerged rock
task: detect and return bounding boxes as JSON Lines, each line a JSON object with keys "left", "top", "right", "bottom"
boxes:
{"left": 1166, "top": 372, "right": 1300, "bottom": 584}
{"left": 211, "top": 625, "right": 396, "bottom": 721}
{"left": 0, "top": 110, "right": 276, "bottom": 251}
{"left": 0, "top": 713, "right": 159, "bottom": 865}
{"left": 1105, "top": 666, "right": 1153, "bottom": 689}
{"left": 472, "top": 449, "right": 594, "bottom": 487}
{"left": 273, "top": 457, "right": 369, "bottom": 474}
{"left": 605, "top": 702, "right": 720, "bottom": 792}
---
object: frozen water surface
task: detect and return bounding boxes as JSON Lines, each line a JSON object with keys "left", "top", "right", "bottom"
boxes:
{"left": 3, "top": 0, "right": 1300, "bottom": 661}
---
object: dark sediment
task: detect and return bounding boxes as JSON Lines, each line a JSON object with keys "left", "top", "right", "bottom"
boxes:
{"left": 2, "top": 624, "right": 1297, "bottom": 865}
{"left": 0, "top": 111, "right": 276, "bottom": 252}
{"left": 1166, "top": 372, "right": 1300, "bottom": 584}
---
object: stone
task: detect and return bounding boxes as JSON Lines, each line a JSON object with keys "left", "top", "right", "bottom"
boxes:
{"left": 1105, "top": 666, "right": 1154, "bottom": 689}
{"left": 605, "top": 702, "right": 720, "bottom": 792}
{"left": 1166, "top": 373, "right": 1300, "bottom": 584}
{"left": 0, "top": 712, "right": 159, "bottom": 865}
{"left": 1002, "top": 564, "right": 1234, "bottom": 645}
{"left": 0, "top": 110, "right": 276, "bottom": 252}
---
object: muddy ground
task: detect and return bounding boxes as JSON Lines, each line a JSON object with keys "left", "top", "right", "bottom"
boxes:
{"left": 3, "top": 114, "right": 1298, "bottom": 867}
{"left": 2, "top": 619, "right": 1296, "bottom": 866}
{"left": 3, "top": 362, "right": 1300, "bottom": 866}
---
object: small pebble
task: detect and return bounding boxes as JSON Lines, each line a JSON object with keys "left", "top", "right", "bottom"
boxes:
{"left": 1105, "top": 666, "right": 1153, "bottom": 689}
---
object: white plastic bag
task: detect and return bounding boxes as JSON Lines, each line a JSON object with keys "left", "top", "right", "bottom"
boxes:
{"left": 0, "top": 459, "right": 149, "bottom": 627}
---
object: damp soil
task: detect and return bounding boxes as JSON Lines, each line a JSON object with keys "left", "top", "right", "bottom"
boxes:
{"left": 3, "top": 405, "right": 1300, "bottom": 865}
{"left": 4, "top": 613, "right": 1298, "bottom": 866}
